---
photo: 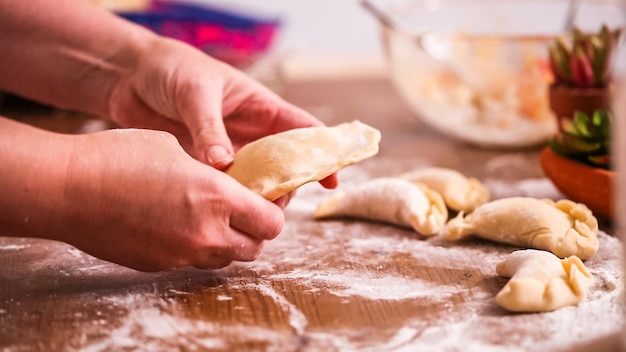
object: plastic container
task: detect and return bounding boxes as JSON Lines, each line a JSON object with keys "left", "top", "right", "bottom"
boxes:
{"left": 116, "top": 0, "right": 281, "bottom": 69}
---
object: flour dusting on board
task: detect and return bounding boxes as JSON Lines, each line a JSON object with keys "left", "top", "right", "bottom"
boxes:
{"left": 76, "top": 287, "right": 306, "bottom": 352}
{"left": 79, "top": 295, "right": 275, "bottom": 352}
{"left": 0, "top": 165, "right": 623, "bottom": 352}
{"left": 267, "top": 268, "right": 457, "bottom": 301}
{"left": 0, "top": 244, "right": 29, "bottom": 251}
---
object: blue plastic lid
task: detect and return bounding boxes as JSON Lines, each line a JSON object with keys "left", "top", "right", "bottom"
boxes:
{"left": 117, "top": 1, "right": 281, "bottom": 30}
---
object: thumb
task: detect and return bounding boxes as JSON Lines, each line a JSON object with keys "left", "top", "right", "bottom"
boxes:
{"left": 196, "top": 118, "right": 234, "bottom": 170}
{"left": 179, "top": 90, "right": 234, "bottom": 170}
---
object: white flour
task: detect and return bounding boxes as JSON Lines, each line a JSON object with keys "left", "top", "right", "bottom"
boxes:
{"left": 267, "top": 268, "right": 457, "bottom": 301}
{"left": 1, "top": 173, "right": 623, "bottom": 352}
{"left": 0, "top": 244, "right": 29, "bottom": 251}
{"left": 9, "top": 225, "right": 619, "bottom": 352}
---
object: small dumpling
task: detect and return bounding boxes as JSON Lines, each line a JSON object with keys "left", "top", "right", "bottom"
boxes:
{"left": 400, "top": 167, "right": 489, "bottom": 212}
{"left": 314, "top": 178, "right": 448, "bottom": 236}
{"left": 443, "top": 197, "right": 599, "bottom": 259}
{"left": 226, "top": 120, "right": 381, "bottom": 200}
{"left": 495, "top": 249, "right": 593, "bottom": 312}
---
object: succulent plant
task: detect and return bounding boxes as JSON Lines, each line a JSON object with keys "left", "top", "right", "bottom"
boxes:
{"left": 549, "top": 109, "right": 611, "bottom": 168}
{"left": 549, "top": 24, "right": 622, "bottom": 88}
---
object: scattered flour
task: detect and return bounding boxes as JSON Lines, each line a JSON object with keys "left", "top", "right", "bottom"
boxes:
{"left": 67, "top": 247, "right": 87, "bottom": 259}
{"left": 0, "top": 172, "right": 623, "bottom": 351}
{"left": 248, "top": 283, "right": 308, "bottom": 335}
{"left": 268, "top": 268, "right": 456, "bottom": 301}
{"left": 0, "top": 244, "right": 29, "bottom": 251}
{"left": 78, "top": 291, "right": 300, "bottom": 352}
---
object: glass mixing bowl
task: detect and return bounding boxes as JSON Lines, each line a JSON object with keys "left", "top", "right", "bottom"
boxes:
{"left": 364, "top": 0, "right": 626, "bottom": 148}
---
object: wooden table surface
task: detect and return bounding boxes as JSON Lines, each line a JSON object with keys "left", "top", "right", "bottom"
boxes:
{"left": 0, "top": 78, "right": 623, "bottom": 351}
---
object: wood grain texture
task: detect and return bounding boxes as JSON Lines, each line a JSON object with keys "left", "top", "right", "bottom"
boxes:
{"left": 0, "top": 79, "right": 623, "bottom": 351}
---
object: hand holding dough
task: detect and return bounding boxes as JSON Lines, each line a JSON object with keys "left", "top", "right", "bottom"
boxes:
{"left": 443, "top": 197, "right": 599, "bottom": 259}
{"left": 400, "top": 167, "right": 489, "bottom": 212}
{"left": 226, "top": 120, "right": 381, "bottom": 200}
{"left": 314, "top": 178, "right": 448, "bottom": 236}
{"left": 495, "top": 249, "right": 593, "bottom": 312}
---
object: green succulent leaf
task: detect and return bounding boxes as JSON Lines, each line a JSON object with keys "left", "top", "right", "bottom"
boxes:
{"left": 561, "top": 118, "right": 578, "bottom": 135}
{"left": 573, "top": 111, "right": 593, "bottom": 137}
{"left": 573, "top": 28, "right": 585, "bottom": 44}
{"left": 562, "top": 133, "right": 603, "bottom": 153}
{"left": 587, "top": 154, "right": 610, "bottom": 167}
{"left": 554, "top": 36, "right": 573, "bottom": 81}
{"left": 569, "top": 110, "right": 611, "bottom": 139}
{"left": 614, "top": 28, "right": 623, "bottom": 43}
{"left": 550, "top": 132, "right": 602, "bottom": 156}
{"left": 592, "top": 109, "right": 611, "bottom": 138}
{"left": 589, "top": 36, "right": 605, "bottom": 84}
{"left": 549, "top": 45, "right": 569, "bottom": 82}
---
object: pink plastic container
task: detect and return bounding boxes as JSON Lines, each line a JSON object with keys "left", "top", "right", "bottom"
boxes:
{"left": 117, "top": 0, "right": 281, "bottom": 68}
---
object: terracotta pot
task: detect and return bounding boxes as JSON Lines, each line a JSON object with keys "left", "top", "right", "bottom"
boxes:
{"left": 548, "top": 85, "right": 611, "bottom": 133}
{"left": 540, "top": 147, "right": 613, "bottom": 220}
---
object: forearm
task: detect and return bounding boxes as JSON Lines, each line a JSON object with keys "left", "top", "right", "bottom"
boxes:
{"left": 0, "top": 0, "right": 156, "bottom": 117}
{"left": 0, "top": 117, "right": 78, "bottom": 240}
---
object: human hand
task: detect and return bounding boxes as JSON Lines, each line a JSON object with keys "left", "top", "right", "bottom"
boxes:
{"left": 107, "top": 36, "right": 338, "bottom": 190}
{"left": 62, "top": 128, "right": 284, "bottom": 271}
{"left": 0, "top": 0, "right": 335, "bottom": 191}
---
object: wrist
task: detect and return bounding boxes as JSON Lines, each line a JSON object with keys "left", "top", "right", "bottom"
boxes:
{"left": 59, "top": 15, "right": 159, "bottom": 118}
{"left": 0, "top": 118, "right": 75, "bottom": 240}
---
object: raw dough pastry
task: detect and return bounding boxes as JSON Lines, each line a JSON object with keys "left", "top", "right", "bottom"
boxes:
{"left": 226, "top": 120, "right": 381, "bottom": 200}
{"left": 443, "top": 197, "right": 599, "bottom": 259}
{"left": 495, "top": 249, "right": 593, "bottom": 312}
{"left": 314, "top": 178, "right": 448, "bottom": 236}
{"left": 399, "top": 167, "right": 489, "bottom": 212}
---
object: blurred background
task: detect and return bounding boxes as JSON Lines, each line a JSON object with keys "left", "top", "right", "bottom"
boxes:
{"left": 4, "top": 0, "right": 623, "bottom": 153}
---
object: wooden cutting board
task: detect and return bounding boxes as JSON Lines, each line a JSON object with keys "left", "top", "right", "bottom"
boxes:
{"left": 0, "top": 78, "right": 622, "bottom": 351}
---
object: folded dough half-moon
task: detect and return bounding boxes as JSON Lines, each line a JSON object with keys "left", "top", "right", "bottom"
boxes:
{"left": 226, "top": 120, "right": 381, "bottom": 200}
{"left": 314, "top": 178, "right": 448, "bottom": 236}
{"left": 399, "top": 167, "right": 489, "bottom": 212}
{"left": 443, "top": 197, "right": 599, "bottom": 259}
{"left": 495, "top": 249, "right": 593, "bottom": 312}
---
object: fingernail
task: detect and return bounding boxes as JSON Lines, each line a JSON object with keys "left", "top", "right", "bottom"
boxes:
{"left": 205, "top": 145, "right": 233, "bottom": 169}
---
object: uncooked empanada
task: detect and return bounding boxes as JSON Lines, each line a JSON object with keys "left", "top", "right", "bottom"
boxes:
{"left": 226, "top": 120, "right": 381, "bottom": 200}
{"left": 495, "top": 249, "right": 593, "bottom": 312}
{"left": 314, "top": 178, "right": 448, "bottom": 236}
{"left": 443, "top": 197, "right": 599, "bottom": 259}
{"left": 400, "top": 167, "right": 489, "bottom": 212}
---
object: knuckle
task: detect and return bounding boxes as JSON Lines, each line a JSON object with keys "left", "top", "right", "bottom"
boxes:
{"left": 155, "top": 130, "right": 180, "bottom": 145}
{"left": 193, "top": 123, "right": 220, "bottom": 142}
{"left": 250, "top": 241, "right": 265, "bottom": 260}
{"left": 235, "top": 241, "right": 264, "bottom": 262}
